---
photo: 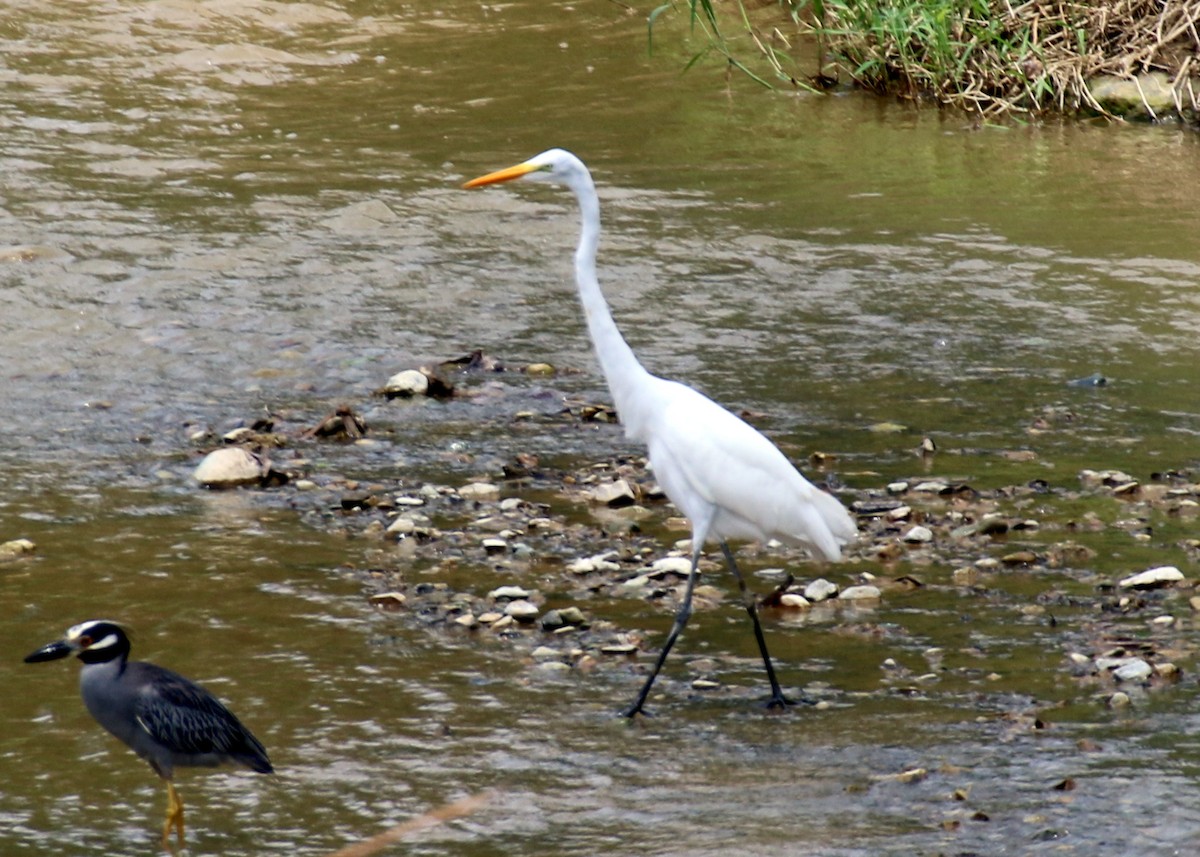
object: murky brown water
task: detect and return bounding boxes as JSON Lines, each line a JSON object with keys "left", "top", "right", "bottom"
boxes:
{"left": 3, "top": 0, "right": 1200, "bottom": 854}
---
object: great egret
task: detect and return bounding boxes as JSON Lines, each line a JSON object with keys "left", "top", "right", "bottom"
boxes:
{"left": 464, "top": 149, "right": 856, "bottom": 716}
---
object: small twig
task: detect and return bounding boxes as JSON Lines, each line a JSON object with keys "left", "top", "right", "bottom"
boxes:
{"left": 1131, "top": 73, "right": 1158, "bottom": 120}
{"left": 324, "top": 792, "right": 494, "bottom": 857}
{"left": 1171, "top": 54, "right": 1191, "bottom": 113}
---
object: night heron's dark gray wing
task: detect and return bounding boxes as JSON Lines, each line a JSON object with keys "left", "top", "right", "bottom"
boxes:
{"left": 133, "top": 665, "right": 273, "bottom": 773}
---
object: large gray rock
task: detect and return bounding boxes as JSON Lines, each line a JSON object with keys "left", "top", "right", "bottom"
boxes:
{"left": 804, "top": 578, "right": 839, "bottom": 602}
{"left": 1119, "top": 565, "right": 1184, "bottom": 589}
{"left": 382, "top": 369, "right": 429, "bottom": 397}
{"left": 1088, "top": 72, "right": 1178, "bottom": 118}
{"left": 193, "top": 447, "right": 269, "bottom": 488}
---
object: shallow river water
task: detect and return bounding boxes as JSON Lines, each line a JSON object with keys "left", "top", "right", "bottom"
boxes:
{"left": 3, "top": 1, "right": 1200, "bottom": 855}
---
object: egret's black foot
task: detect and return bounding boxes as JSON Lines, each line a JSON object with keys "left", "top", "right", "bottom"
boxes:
{"left": 620, "top": 702, "right": 654, "bottom": 719}
{"left": 762, "top": 690, "right": 816, "bottom": 710}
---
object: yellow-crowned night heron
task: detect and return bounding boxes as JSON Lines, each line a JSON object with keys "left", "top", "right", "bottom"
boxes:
{"left": 24, "top": 620, "right": 273, "bottom": 848}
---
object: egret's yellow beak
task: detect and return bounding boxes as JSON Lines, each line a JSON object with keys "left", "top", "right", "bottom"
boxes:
{"left": 462, "top": 161, "right": 538, "bottom": 189}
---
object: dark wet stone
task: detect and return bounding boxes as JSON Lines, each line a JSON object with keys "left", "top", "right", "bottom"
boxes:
{"left": 978, "top": 519, "right": 1009, "bottom": 536}
{"left": 440, "top": 349, "right": 505, "bottom": 372}
{"left": 303, "top": 405, "right": 367, "bottom": 440}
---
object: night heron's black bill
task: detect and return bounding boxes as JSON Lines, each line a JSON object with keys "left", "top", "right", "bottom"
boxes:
{"left": 24, "top": 640, "right": 73, "bottom": 663}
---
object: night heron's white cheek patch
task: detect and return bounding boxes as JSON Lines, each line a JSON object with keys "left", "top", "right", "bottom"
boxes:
{"left": 88, "top": 633, "right": 119, "bottom": 651}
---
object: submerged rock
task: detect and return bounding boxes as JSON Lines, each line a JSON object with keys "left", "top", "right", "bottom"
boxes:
{"left": 1067, "top": 372, "right": 1108, "bottom": 388}
{"left": 0, "top": 244, "right": 67, "bottom": 263}
{"left": 0, "top": 538, "right": 35, "bottom": 562}
{"left": 459, "top": 482, "right": 501, "bottom": 502}
{"left": 322, "top": 198, "right": 398, "bottom": 233}
{"left": 588, "top": 479, "right": 636, "bottom": 507}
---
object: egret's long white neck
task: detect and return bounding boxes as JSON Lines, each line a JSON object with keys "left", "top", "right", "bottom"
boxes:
{"left": 569, "top": 173, "right": 654, "bottom": 438}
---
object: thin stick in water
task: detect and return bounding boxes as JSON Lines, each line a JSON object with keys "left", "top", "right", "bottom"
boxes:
{"left": 323, "top": 791, "right": 493, "bottom": 857}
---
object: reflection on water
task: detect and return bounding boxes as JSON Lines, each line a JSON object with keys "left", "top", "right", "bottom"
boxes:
{"left": 2, "top": 0, "right": 1200, "bottom": 854}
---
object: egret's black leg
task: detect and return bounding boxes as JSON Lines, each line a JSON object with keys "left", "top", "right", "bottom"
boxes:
{"left": 622, "top": 550, "right": 701, "bottom": 718}
{"left": 720, "top": 541, "right": 797, "bottom": 709}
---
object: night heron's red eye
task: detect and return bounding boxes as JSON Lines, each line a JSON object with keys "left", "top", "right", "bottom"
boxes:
{"left": 79, "top": 636, "right": 92, "bottom": 646}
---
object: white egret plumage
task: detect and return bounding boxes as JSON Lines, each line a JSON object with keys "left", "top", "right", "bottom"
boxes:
{"left": 464, "top": 149, "right": 856, "bottom": 716}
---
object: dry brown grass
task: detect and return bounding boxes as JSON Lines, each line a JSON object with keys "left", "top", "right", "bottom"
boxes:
{"left": 810, "top": 0, "right": 1200, "bottom": 118}
{"left": 1016, "top": 0, "right": 1200, "bottom": 115}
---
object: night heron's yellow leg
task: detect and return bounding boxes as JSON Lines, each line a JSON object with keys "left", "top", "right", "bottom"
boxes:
{"left": 161, "top": 782, "right": 185, "bottom": 849}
